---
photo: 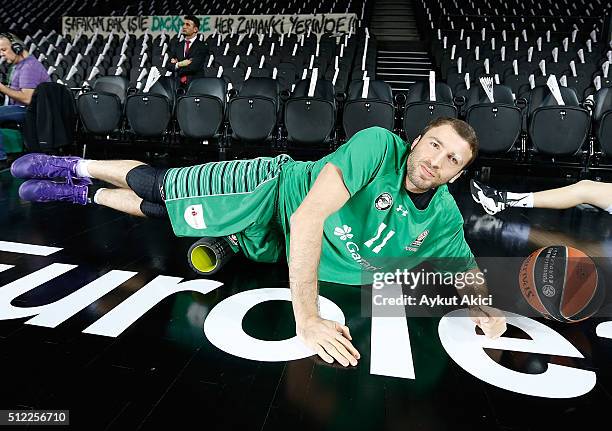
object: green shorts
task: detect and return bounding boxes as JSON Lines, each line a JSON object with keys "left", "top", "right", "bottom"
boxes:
{"left": 163, "top": 155, "right": 293, "bottom": 263}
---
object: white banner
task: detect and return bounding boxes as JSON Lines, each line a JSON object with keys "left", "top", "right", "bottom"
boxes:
{"left": 62, "top": 14, "right": 358, "bottom": 38}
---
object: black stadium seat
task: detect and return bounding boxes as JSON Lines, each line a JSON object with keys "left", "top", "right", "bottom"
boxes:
{"left": 77, "top": 76, "right": 129, "bottom": 135}
{"left": 176, "top": 77, "right": 227, "bottom": 139}
{"left": 403, "top": 81, "right": 457, "bottom": 142}
{"left": 593, "top": 86, "right": 612, "bottom": 157}
{"left": 125, "top": 77, "right": 175, "bottom": 137}
{"left": 342, "top": 79, "right": 395, "bottom": 139}
{"left": 463, "top": 84, "right": 522, "bottom": 154}
{"left": 285, "top": 78, "right": 337, "bottom": 145}
{"left": 527, "top": 85, "right": 590, "bottom": 155}
{"left": 228, "top": 77, "right": 279, "bottom": 143}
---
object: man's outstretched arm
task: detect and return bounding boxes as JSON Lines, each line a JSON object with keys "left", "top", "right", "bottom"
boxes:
{"left": 289, "top": 163, "right": 360, "bottom": 367}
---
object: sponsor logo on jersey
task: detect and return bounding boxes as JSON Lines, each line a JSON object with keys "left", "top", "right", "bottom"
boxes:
{"left": 334, "top": 225, "right": 381, "bottom": 271}
{"left": 375, "top": 192, "right": 393, "bottom": 211}
{"left": 184, "top": 204, "right": 207, "bottom": 230}
{"left": 405, "top": 229, "right": 429, "bottom": 252}
{"left": 334, "top": 225, "right": 354, "bottom": 240}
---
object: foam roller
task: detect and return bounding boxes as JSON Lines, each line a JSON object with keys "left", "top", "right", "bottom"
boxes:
{"left": 187, "top": 237, "right": 236, "bottom": 276}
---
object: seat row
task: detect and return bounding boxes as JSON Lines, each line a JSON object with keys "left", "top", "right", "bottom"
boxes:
{"left": 74, "top": 72, "right": 612, "bottom": 162}
{"left": 0, "top": 29, "right": 374, "bottom": 94}
{"left": 75, "top": 75, "right": 392, "bottom": 148}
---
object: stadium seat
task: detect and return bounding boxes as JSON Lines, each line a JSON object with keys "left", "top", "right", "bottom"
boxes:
{"left": 125, "top": 77, "right": 175, "bottom": 137}
{"left": 593, "top": 86, "right": 612, "bottom": 157}
{"left": 176, "top": 77, "right": 227, "bottom": 139}
{"left": 228, "top": 77, "right": 279, "bottom": 143}
{"left": 403, "top": 81, "right": 457, "bottom": 142}
{"left": 342, "top": 79, "right": 395, "bottom": 138}
{"left": 463, "top": 84, "right": 522, "bottom": 154}
{"left": 77, "top": 76, "right": 129, "bottom": 135}
{"left": 527, "top": 85, "right": 590, "bottom": 155}
{"left": 285, "top": 78, "right": 337, "bottom": 145}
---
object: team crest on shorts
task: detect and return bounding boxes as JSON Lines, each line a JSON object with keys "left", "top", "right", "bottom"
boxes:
{"left": 184, "top": 204, "right": 207, "bottom": 230}
{"left": 375, "top": 192, "right": 393, "bottom": 210}
{"left": 227, "top": 234, "right": 239, "bottom": 246}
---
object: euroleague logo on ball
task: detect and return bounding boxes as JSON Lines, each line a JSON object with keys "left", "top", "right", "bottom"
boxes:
{"left": 375, "top": 192, "right": 393, "bottom": 210}
{"left": 519, "top": 245, "right": 605, "bottom": 323}
{"left": 542, "top": 285, "right": 555, "bottom": 297}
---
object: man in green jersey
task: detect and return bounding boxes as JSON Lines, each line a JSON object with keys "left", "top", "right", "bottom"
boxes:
{"left": 12, "top": 118, "right": 507, "bottom": 366}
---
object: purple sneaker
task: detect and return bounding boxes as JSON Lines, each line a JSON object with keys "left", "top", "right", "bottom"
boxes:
{"left": 18, "top": 179, "right": 89, "bottom": 205}
{"left": 10, "top": 153, "right": 91, "bottom": 185}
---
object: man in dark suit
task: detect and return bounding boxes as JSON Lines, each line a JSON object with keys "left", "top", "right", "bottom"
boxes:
{"left": 170, "top": 15, "right": 208, "bottom": 86}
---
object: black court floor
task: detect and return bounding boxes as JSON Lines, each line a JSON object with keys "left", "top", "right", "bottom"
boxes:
{"left": 1, "top": 166, "right": 612, "bottom": 430}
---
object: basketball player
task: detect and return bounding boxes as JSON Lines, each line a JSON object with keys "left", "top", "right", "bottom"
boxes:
{"left": 471, "top": 179, "right": 612, "bottom": 215}
{"left": 12, "top": 119, "right": 507, "bottom": 366}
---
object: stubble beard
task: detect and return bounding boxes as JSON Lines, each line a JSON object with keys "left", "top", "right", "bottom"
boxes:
{"left": 406, "top": 155, "right": 439, "bottom": 192}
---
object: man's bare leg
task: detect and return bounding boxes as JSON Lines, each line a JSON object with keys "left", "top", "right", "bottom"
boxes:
{"left": 94, "top": 188, "right": 145, "bottom": 217}
{"left": 11, "top": 155, "right": 155, "bottom": 211}
{"left": 83, "top": 160, "right": 146, "bottom": 189}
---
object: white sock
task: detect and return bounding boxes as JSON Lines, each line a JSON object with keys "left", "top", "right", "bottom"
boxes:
{"left": 606, "top": 204, "right": 612, "bottom": 215}
{"left": 93, "top": 188, "right": 107, "bottom": 205}
{"left": 506, "top": 192, "right": 534, "bottom": 208}
{"left": 75, "top": 160, "right": 94, "bottom": 178}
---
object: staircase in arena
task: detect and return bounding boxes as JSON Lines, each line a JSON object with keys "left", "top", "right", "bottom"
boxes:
{"left": 370, "top": 0, "right": 419, "bottom": 42}
{"left": 370, "top": 0, "right": 434, "bottom": 93}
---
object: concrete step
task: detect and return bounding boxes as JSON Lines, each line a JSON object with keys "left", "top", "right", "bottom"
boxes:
{"left": 375, "top": 6, "right": 414, "bottom": 11}
{"left": 372, "top": 31, "right": 420, "bottom": 37}
{"left": 377, "top": 65, "right": 432, "bottom": 69}
{"left": 375, "top": 36, "right": 422, "bottom": 42}
{"left": 377, "top": 57, "right": 432, "bottom": 62}
{"left": 371, "top": 16, "right": 417, "bottom": 20}
{"left": 377, "top": 71, "right": 431, "bottom": 77}
{"left": 378, "top": 50, "right": 429, "bottom": 55}
{"left": 379, "top": 79, "right": 417, "bottom": 84}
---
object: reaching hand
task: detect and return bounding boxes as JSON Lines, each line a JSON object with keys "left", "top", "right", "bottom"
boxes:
{"left": 469, "top": 305, "right": 507, "bottom": 338}
{"left": 177, "top": 59, "right": 192, "bottom": 68}
{"left": 297, "top": 316, "right": 360, "bottom": 366}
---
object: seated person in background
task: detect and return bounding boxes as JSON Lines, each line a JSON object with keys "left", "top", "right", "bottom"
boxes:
{"left": 0, "top": 32, "right": 50, "bottom": 166}
{"left": 169, "top": 15, "right": 208, "bottom": 86}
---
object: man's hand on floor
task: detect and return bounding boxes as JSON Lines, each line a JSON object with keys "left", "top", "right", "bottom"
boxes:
{"left": 297, "top": 316, "right": 360, "bottom": 367}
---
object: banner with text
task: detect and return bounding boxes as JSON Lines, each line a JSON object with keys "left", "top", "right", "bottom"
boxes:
{"left": 62, "top": 14, "right": 357, "bottom": 38}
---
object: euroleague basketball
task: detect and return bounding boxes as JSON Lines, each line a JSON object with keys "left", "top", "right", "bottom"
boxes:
{"left": 518, "top": 245, "right": 605, "bottom": 322}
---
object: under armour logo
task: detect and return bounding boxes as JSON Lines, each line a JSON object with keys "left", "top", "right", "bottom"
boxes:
{"left": 396, "top": 205, "right": 409, "bottom": 217}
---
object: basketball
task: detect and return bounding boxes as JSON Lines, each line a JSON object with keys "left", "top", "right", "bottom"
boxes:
{"left": 518, "top": 245, "right": 605, "bottom": 322}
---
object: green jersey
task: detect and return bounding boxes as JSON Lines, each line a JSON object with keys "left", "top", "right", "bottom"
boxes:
{"left": 278, "top": 127, "right": 476, "bottom": 285}
{"left": 163, "top": 127, "right": 475, "bottom": 285}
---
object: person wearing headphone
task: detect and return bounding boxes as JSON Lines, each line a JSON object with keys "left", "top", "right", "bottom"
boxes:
{"left": 0, "top": 32, "right": 50, "bottom": 166}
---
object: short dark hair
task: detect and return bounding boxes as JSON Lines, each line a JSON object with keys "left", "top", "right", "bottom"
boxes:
{"left": 419, "top": 117, "right": 479, "bottom": 166}
{"left": 184, "top": 15, "right": 200, "bottom": 30}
